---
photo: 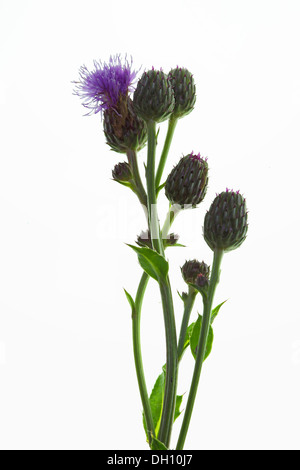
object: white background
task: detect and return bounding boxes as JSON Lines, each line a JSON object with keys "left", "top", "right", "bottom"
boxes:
{"left": 0, "top": 0, "right": 300, "bottom": 450}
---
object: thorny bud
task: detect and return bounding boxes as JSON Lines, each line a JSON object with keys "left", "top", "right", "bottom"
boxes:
{"left": 165, "top": 153, "right": 209, "bottom": 208}
{"left": 133, "top": 68, "right": 175, "bottom": 122}
{"left": 181, "top": 259, "right": 210, "bottom": 286}
{"left": 204, "top": 189, "right": 248, "bottom": 252}
{"left": 112, "top": 161, "right": 133, "bottom": 183}
{"left": 136, "top": 230, "right": 179, "bottom": 249}
{"left": 104, "top": 96, "right": 147, "bottom": 153}
{"left": 168, "top": 67, "right": 196, "bottom": 119}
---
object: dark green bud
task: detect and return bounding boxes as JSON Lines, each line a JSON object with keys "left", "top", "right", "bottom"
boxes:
{"left": 133, "top": 69, "right": 175, "bottom": 122}
{"left": 165, "top": 153, "right": 209, "bottom": 208}
{"left": 168, "top": 67, "right": 196, "bottom": 119}
{"left": 204, "top": 190, "right": 248, "bottom": 252}
{"left": 112, "top": 162, "right": 132, "bottom": 183}
{"left": 136, "top": 230, "right": 152, "bottom": 249}
{"left": 181, "top": 259, "right": 210, "bottom": 286}
{"left": 137, "top": 230, "right": 179, "bottom": 249}
{"left": 104, "top": 96, "right": 147, "bottom": 153}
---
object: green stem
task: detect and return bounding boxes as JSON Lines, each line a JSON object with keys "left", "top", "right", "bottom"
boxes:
{"left": 146, "top": 120, "right": 162, "bottom": 253}
{"left": 127, "top": 148, "right": 147, "bottom": 209}
{"left": 161, "top": 204, "right": 181, "bottom": 244}
{"left": 155, "top": 116, "right": 178, "bottom": 189}
{"left": 146, "top": 119, "right": 177, "bottom": 448}
{"left": 176, "top": 248, "right": 224, "bottom": 450}
{"left": 132, "top": 272, "right": 155, "bottom": 444}
{"left": 177, "top": 286, "right": 197, "bottom": 362}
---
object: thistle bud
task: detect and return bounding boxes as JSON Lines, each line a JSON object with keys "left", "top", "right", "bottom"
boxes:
{"left": 104, "top": 96, "right": 147, "bottom": 153}
{"left": 133, "top": 69, "right": 175, "bottom": 122}
{"left": 181, "top": 260, "right": 210, "bottom": 286}
{"left": 165, "top": 153, "right": 209, "bottom": 208}
{"left": 112, "top": 162, "right": 132, "bottom": 183}
{"left": 204, "top": 190, "right": 248, "bottom": 252}
{"left": 136, "top": 230, "right": 152, "bottom": 249}
{"left": 137, "top": 230, "right": 179, "bottom": 249}
{"left": 168, "top": 67, "right": 196, "bottom": 119}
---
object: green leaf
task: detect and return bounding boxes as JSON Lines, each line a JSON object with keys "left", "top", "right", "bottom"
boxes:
{"left": 143, "top": 371, "right": 165, "bottom": 439}
{"left": 123, "top": 289, "right": 135, "bottom": 311}
{"left": 127, "top": 244, "right": 169, "bottom": 281}
{"left": 174, "top": 394, "right": 184, "bottom": 422}
{"left": 183, "top": 322, "right": 195, "bottom": 352}
{"left": 143, "top": 368, "right": 183, "bottom": 441}
{"left": 211, "top": 299, "right": 228, "bottom": 324}
{"left": 190, "top": 314, "right": 214, "bottom": 361}
{"left": 150, "top": 436, "right": 168, "bottom": 450}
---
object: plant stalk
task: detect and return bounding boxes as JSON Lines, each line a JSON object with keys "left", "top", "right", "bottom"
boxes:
{"left": 146, "top": 119, "right": 178, "bottom": 448}
{"left": 132, "top": 272, "right": 155, "bottom": 444}
{"left": 155, "top": 116, "right": 178, "bottom": 189}
{"left": 177, "top": 286, "right": 197, "bottom": 361}
{"left": 127, "top": 148, "right": 147, "bottom": 209}
{"left": 176, "top": 248, "right": 224, "bottom": 450}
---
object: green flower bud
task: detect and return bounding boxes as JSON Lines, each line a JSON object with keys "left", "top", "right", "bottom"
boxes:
{"left": 181, "top": 259, "right": 210, "bottom": 286}
{"left": 133, "top": 69, "right": 175, "bottom": 122}
{"left": 168, "top": 67, "right": 196, "bottom": 119}
{"left": 104, "top": 96, "right": 147, "bottom": 153}
{"left": 165, "top": 153, "right": 209, "bottom": 208}
{"left": 204, "top": 190, "right": 248, "bottom": 252}
{"left": 112, "top": 161, "right": 132, "bottom": 183}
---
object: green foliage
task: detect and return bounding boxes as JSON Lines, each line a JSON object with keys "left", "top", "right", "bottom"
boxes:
{"left": 150, "top": 436, "right": 169, "bottom": 450}
{"left": 143, "top": 368, "right": 183, "bottom": 441}
{"left": 211, "top": 300, "right": 227, "bottom": 324}
{"left": 127, "top": 245, "right": 169, "bottom": 281}
{"left": 190, "top": 315, "right": 214, "bottom": 361}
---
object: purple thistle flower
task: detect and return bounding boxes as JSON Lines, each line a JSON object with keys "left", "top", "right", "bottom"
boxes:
{"left": 73, "top": 54, "right": 138, "bottom": 115}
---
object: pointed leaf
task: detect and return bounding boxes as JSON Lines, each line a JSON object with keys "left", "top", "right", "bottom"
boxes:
{"left": 183, "top": 322, "right": 195, "bottom": 352}
{"left": 143, "top": 371, "right": 165, "bottom": 438}
{"left": 143, "top": 367, "right": 183, "bottom": 441}
{"left": 190, "top": 314, "right": 214, "bottom": 361}
{"left": 211, "top": 299, "right": 228, "bottom": 324}
{"left": 150, "top": 436, "right": 168, "bottom": 450}
{"left": 174, "top": 394, "right": 184, "bottom": 422}
{"left": 123, "top": 289, "right": 135, "bottom": 311}
{"left": 127, "top": 244, "right": 169, "bottom": 281}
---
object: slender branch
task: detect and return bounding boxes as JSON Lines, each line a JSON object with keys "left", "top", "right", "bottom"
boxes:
{"left": 155, "top": 116, "right": 178, "bottom": 189}
{"left": 176, "top": 249, "right": 224, "bottom": 450}
{"left": 157, "top": 278, "right": 178, "bottom": 447}
{"left": 146, "top": 120, "right": 163, "bottom": 253}
{"left": 126, "top": 148, "right": 147, "bottom": 209}
{"left": 177, "top": 286, "right": 197, "bottom": 361}
{"left": 161, "top": 204, "right": 181, "bottom": 243}
{"left": 132, "top": 272, "right": 155, "bottom": 444}
{"left": 146, "top": 119, "right": 178, "bottom": 448}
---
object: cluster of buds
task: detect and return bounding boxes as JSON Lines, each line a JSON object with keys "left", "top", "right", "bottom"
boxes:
{"left": 74, "top": 53, "right": 248, "bottom": 270}
{"left": 74, "top": 53, "right": 249, "bottom": 451}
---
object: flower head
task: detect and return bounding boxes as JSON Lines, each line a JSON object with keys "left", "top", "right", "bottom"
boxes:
{"left": 165, "top": 152, "right": 209, "bottom": 208}
{"left": 73, "top": 54, "right": 138, "bottom": 115}
{"left": 204, "top": 190, "right": 248, "bottom": 252}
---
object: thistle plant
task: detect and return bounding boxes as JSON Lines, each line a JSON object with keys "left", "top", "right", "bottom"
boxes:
{"left": 73, "top": 54, "right": 249, "bottom": 450}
